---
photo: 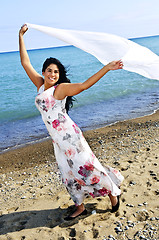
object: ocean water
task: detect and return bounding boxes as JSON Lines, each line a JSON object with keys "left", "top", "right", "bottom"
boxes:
{"left": 1, "top": 36, "right": 159, "bottom": 152}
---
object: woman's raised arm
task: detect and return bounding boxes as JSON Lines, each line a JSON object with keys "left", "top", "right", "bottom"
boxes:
{"left": 54, "top": 60, "right": 123, "bottom": 100}
{"left": 19, "top": 24, "right": 43, "bottom": 90}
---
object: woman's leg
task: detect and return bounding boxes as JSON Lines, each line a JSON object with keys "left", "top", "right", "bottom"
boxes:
{"left": 108, "top": 193, "right": 118, "bottom": 206}
{"left": 108, "top": 193, "right": 120, "bottom": 212}
{"left": 70, "top": 203, "right": 85, "bottom": 217}
{"left": 64, "top": 203, "right": 87, "bottom": 221}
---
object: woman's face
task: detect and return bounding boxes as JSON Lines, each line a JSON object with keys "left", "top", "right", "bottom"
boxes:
{"left": 42, "top": 64, "right": 60, "bottom": 87}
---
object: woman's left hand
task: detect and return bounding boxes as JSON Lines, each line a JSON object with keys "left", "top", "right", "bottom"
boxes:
{"left": 107, "top": 60, "right": 123, "bottom": 70}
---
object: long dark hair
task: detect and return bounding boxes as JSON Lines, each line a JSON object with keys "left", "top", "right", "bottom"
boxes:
{"left": 42, "top": 57, "right": 74, "bottom": 113}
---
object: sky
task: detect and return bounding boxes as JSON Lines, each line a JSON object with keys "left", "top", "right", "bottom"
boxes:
{"left": 0, "top": 0, "right": 159, "bottom": 52}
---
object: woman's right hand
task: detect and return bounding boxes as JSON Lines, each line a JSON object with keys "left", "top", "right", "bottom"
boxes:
{"left": 19, "top": 24, "right": 28, "bottom": 36}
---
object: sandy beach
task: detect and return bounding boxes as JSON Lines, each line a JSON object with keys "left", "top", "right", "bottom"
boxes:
{"left": 0, "top": 111, "right": 159, "bottom": 240}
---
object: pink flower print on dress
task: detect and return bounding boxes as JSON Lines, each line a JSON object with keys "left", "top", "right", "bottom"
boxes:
{"left": 91, "top": 175, "right": 100, "bottom": 185}
{"left": 78, "top": 162, "right": 94, "bottom": 177}
{"left": 44, "top": 96, "right": 55, "bottom": 109}
{"left": 55, "top": 113, "right": 66, "bottom": 131}
{"left": 98, "top": 187, "right": 110, "bottom": 196}
{"left": 89, "top": 192, "right": 95, "bottom": 198}
{"left": 63, "top": 178, "right": 68, "bottom": 185}
{"left": 50, "top": 96, "right": 56, "bottom": 108}
{"left": 72, "top": 124, "right": 80, "bottom": 134}
{"left": 113, "top": 169, "right": 119, "bottom": 175}
{"left": 75, "top": 178, "right": 86, "bottom": 186}
{"left": 65, "top": 148, "right": 76, "bottom": 158}
{"left": 68, "top": 170, "right": 74, "bottom": 177}
{"left": 52, "top": 119, "right": 60, "bottom": 129}
{"left": 84, "top": 162, "right": 94, "bottom": 171}
{"left": 52, "top": 119, "right": 64, "bottom": 131}
{"left": 44, "top": 98, "right": 50, "bottom": 109}
{"left": 91, "top": 153, "right": 96, "bottom": 160}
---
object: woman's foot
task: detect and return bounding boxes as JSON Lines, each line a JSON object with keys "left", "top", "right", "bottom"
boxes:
{"left": 109, "top": 194, "right": 120, "bottom": 213}
{"left": 111, "top": 195, "right": 120, "bottom": 212}
{"left": 64, "top": 204, "right": 87, "bottom": 221}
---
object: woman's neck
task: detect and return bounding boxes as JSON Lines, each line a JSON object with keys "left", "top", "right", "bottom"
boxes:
{"left": 44, "top": 82, "right": 55, "bottom": 91}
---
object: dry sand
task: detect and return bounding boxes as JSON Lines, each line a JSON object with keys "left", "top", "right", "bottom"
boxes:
{"left": 0, "top": 111, "right": 159, "bottom": 240}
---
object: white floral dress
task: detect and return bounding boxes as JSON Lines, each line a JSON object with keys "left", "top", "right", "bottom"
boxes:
{"left": 35, "top": 85, "right": 124, "bottom": 206}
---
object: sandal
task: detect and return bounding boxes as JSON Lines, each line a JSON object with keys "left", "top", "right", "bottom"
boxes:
{"left": 111, "top": 195, "right": 120, "bottom": 213}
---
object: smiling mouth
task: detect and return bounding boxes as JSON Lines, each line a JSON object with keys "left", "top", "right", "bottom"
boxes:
{"left": 49, "top": 77, "right": 56, "bottom": 81}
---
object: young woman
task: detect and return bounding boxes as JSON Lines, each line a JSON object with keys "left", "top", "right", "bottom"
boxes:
{"left": 19, "top": 24, "right": 124, "bottom": 221}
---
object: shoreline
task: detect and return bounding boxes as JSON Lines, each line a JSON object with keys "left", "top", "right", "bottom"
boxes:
{"left": 1, "top": 107, "right": 159, "bottom": 155}
{"left": 0, "top": 110, "right": 159, "bottom": 173}
{"left": 0, "top": 110, "right": 159, "bottom": 239}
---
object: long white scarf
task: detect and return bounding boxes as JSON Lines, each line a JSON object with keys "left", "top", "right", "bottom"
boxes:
{"left": 27, "top": 23, "right": 159, "bottom": 80}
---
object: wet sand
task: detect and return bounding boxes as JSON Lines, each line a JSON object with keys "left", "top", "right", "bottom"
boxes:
{"left": 0, "top": 111, "right": 159, "bottom": 239}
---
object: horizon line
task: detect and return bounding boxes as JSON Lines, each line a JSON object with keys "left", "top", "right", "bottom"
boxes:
{"left": 0, "top": 34, "right": 159, "bottom": 54}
